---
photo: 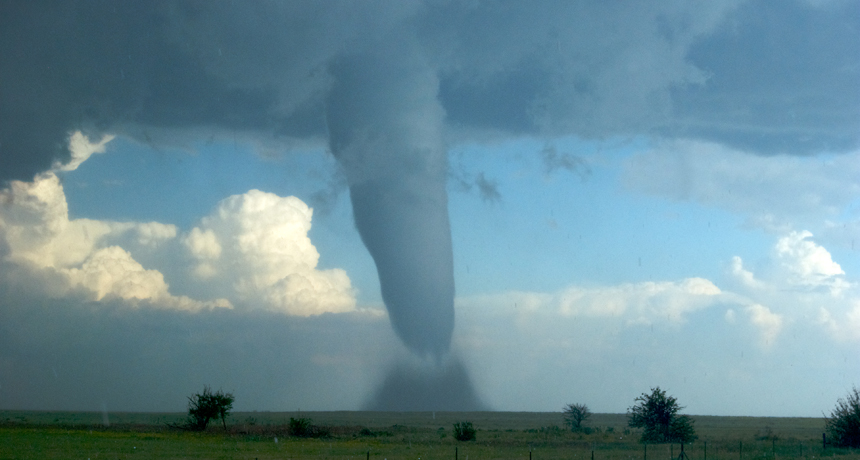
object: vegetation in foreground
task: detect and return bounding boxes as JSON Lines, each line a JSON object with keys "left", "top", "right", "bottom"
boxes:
{"left": 826, "top": 386, "right": 860, "bottom": 448}
{"left": 2, "top": 410, "right": 858, "bottom": 460}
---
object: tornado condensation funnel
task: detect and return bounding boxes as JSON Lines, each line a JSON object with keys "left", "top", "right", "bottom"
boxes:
{"left": 326, "top": 51, "right": 455, "bottom": 358}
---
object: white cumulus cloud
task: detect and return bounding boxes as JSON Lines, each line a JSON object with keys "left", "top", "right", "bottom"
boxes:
{"left": 185, "top": 189, "right": 356, "bottom": 316}
{"left": 744, "top": 303, "right": 783, "bottom": 348}
{"left": 0, "top": 132, "right": 229, "bottom": 311}
{"left": 773, "top": 230, "right": 849, "bottom": 295}
{"left": 61, "top": 245, "right": 229, "bottom": 310}
{"left": 54, "top": 131, "right": 115, "bottom": 172}
{"left": 184, "top": 227, "right": 222, "bottom": 278}
{"left": 817, "top": 302, "right": 860, "bottom": 342}
{"left": 0, "top": 172, "right": 111, "bottom": 268}
{"left": 728, "top": 230, "right": 858, "bottom": 344}
{"left": 556, "top": 277, "right": 722, "bottom": 324}
{"left": 458, "top": 277, "right": 723, "bottom": 326}
{"left": 729, "top": 256, "right": 765, "bottom": 290}
{"left": 1, "top": 132, "right": 355, "bottom": 316}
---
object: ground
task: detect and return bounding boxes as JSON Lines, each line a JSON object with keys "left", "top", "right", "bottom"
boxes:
{"left": 1, "top": 410, "right": 856, "bottom": 459}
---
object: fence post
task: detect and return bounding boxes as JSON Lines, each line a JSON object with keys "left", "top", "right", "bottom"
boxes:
{"left": 529, "top": 449, "right": 532, "bottom": 460}
{"left": 822, "top": 433, "right": 826, "bottom": 450}
{"left": 704, "top": 441, "right": 707, "bottom": 460}
{"left": 739, "top": 441, "right": 742, "bottom": 460}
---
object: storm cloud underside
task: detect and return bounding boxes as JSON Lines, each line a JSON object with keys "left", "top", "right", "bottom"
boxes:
{"left": 3, "top": 1, "right": 857, "bottom": 182}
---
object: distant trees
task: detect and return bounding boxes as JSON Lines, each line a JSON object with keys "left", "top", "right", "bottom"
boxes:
{"left": 563, "top": 403, "right": 592, "bottom": 431}
{"left": 183, "top": 386, "right": 234, "bottom": 431}
{"left": 453, "top": 421, "right": 477, "bottom": 441}
{"left": 627, "top": 387, "right": 697, "bottom": 443}
{"left": 288, "top": 417, "right": 331, "bottom": 438}
{"left": 825, "top": 386, "right": 860, "bottom": 448}
{"left": 289, "top": 417, "right": 314, "bottom": 437}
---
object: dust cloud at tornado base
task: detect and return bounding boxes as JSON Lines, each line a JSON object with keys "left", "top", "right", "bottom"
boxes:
{"left": 364, "top": 358, "right": 486, "bottom": 411}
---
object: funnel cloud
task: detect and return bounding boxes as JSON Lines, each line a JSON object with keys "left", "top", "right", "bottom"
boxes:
{"left": 327, "top": 51, "right": 454, "bottom": 358}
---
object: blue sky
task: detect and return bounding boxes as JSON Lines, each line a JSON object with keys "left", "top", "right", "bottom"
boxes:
{"left": 27, "top": 130, "right": 856, "bottom": 416}
{"left": 60, "top": 135, "right": 773, "bottom": 305}
{"left": 1, "top": 0, "right": 858, "bottom": 417}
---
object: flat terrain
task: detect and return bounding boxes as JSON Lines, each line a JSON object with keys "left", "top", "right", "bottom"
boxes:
{"left": 1, "top": 410, "right": 856, "bottom": 460}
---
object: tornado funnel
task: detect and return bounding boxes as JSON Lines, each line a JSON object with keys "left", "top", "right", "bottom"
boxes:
{"left": 326, "top": 52, "right": 454, "bottom": 358}
{"left": 349, "top": 177, "right": 454, "bottom": 357}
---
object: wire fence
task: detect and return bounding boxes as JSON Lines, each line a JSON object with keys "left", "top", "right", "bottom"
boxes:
{"left": 445, "top": 437, "right": 858, "bottom": 460}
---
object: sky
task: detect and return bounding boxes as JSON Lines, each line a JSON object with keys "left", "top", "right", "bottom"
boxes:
{"left": 0, "top": 0, "right": 858, "bottom": 417}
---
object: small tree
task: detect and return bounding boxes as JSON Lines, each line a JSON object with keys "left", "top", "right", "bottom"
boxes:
{"left": 563, "top": 403, "right": 592, "bottom": 431}
{"left": 185, "top": 386, "right": 234, "bottom": 431}
{"left": 627, "top": 387, "right": 697, "bottom": 443}
{"left": 825, "top": 386, "right": 860, "bottom": 448}
{"left": 453, "top": 421, "right": 477, "bottom": 441}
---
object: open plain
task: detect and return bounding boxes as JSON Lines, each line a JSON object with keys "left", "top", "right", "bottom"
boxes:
{"left": 1, "top": 410, "right": 857, "bottom": 460}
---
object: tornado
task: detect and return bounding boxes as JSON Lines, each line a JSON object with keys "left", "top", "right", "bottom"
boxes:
{"left": 326, "top": 51, "right": 454, "bottom": 359}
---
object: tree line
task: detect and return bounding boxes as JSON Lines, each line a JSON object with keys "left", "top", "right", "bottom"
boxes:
{"left": 564, "top": 385, "right": 859, "bottom": 448}
{"left": 172, "top": 383, "right": 859, "bottom": 449}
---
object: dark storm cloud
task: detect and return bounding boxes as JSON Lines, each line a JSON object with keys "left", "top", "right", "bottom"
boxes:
{"left": 3, "top": 0, "right": 857, "bottom": 183}
{"left": 0, "top": 0, "right": 337, "bottom": 181}
{"left": 670, "top": 0, "right": 860, "bottom": 154}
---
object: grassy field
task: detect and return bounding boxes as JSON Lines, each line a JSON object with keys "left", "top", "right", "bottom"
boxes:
{"left": 1, "top": 410, "right": 857, "bottom": 460}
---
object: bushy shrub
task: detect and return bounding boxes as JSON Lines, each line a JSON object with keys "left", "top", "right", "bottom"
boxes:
{"left": 826, "top": 386, "right": 860, "bottom": 448}
{"left": 453, "top": 421, "right": 477, "bottom": 441}
{"left": 755, "top": 425, "right": 778, "bottom": 441}
{"left": 289, "top": 417, "right": 331, "bottom": 438}
{"left": 289, "top": 417, "right": 314, "bottom": 437}
{"left": 539, "top": 425, "right": 563, "bottom": 436}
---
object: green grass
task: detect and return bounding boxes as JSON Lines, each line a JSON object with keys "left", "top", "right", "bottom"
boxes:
{"left": 1, "top": 411, "right": 857, "bottom": 460}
